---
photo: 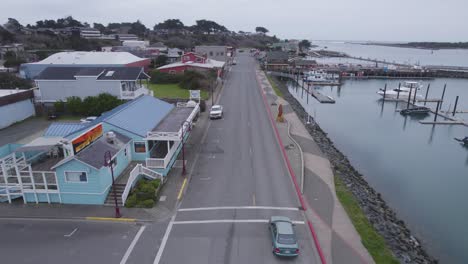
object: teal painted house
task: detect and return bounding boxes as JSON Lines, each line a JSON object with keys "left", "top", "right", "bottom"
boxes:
{"left": 0, "top": 95, "right": 199, "bottom": 205}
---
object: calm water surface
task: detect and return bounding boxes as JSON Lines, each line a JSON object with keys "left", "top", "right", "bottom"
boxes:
{"left": 287, "top": 78, "right": 468, "bottom": 263}
{"left": 312, "top": 41, "right": 468, "bottom": 67}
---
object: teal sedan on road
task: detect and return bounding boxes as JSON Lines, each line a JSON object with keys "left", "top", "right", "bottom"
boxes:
{"left": 269, "top": 216, "right": 300, "bottom": 257}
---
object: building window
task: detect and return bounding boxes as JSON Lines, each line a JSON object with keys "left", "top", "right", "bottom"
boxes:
{"left": 169, "top": 70, "right": 176, "bottom": 74}
{"left": 134, "top": 142, "right": 146, "bottom": 153}
{"left": 196, "top": 57, "right": 202, "bottom": 62}
{"left": 220, "top": 52, "right": 224, "bottom": 56}
{"left": 183, "top": 56, "right": 190, "bottom": 61}
{"left": 65, "top": 171, "right": 88, "bottom": 183}
{"left": 209, "top": 51, "right": 213, "bottom": 56}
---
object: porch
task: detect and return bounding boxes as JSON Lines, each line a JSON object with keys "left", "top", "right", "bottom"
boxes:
{"left": 145, "top": 103, "right": 199, "bottom": 171}
{"left": 0, "top": 152, "right": 60, "bottom": 204}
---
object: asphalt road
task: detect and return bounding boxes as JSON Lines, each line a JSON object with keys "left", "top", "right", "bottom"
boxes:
{"left": 157, "top": 52, "right": 319, "bottom": 263}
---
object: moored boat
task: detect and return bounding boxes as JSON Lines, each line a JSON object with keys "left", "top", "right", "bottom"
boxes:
{"left": 400, "top": 106, "right": 431, "bottom": 115}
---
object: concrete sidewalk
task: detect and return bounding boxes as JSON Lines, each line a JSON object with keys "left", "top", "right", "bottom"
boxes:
{"left": 256, "top": 70, "right": 374, "bottom": 264}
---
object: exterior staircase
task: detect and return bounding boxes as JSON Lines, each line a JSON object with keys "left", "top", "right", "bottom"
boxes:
{"left": 104, "top": 184, "right": 126, "bottom": 206}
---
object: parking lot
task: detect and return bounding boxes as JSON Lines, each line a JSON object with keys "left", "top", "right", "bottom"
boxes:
{"left": 0, "top": 117, "right": 52, "bottom": 146}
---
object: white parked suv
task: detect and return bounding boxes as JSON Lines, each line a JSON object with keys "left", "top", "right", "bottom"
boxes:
{"left": 209, "top": 105, "right": 223, "bottom": 119}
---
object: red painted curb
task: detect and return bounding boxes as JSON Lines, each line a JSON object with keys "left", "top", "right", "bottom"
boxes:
{"left": 255, "top": 72, "right": 327, "bottom": 264}
{"left": 308, "top": 220, "right": 328, "bottom": 264}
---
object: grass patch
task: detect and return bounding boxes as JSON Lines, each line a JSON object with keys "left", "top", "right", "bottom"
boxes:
{"left": 55, "top": 115, "right": 83, "bottom": 121}
{"left": 149, "top": 83, "right": 209, "bottom": 100}
{"left": 266, "top": 75, "right": 284, "bottom": 98}
{"left": 334, "top": 175, "right": 399, "bottom": 264}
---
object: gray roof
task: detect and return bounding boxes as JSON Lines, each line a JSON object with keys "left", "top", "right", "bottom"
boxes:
{"left": 152, "top": 107, "right": 194, "bottom": 133}
{"left": 74, "top": 131, "right": 131, "bottom": 169}
{"left": 35, "top": 66, "right": 149, "bottom": 81}
{"left": 266, "top": 51, "right": 289, "bottom": 63}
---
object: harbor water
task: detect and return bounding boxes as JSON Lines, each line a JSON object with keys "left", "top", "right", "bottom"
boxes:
{"left": 312, "top": 40, "right": 468, "bottom": 67}
{"left": 286, "top": 78, "right": 468, "bottom": 263}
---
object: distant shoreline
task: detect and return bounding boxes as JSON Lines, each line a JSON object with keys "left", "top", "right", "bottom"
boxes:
{"left": 363, "top": 42, "right": 468, "bottom": 50}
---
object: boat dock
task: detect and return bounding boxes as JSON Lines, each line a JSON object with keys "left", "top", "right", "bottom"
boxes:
{"left": 309, "top": 89, "right": 336, "bottom": 103}
{"left": 388, "top": 98, "right": 468, "bottom": 126}
{"left": 268, "top": 71, "right": 336, "bottom": 103}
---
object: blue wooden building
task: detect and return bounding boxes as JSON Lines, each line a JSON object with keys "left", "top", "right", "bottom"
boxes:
{"left": 0, "top": 95, "right": 199, "bottom": 205}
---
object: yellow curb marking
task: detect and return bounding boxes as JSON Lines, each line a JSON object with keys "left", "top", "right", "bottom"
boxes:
{"left": 86, "top": 217, "right": 136, "bottom": 222}
{"left": 177, "top": 178, "right": 188, "bottom": 200}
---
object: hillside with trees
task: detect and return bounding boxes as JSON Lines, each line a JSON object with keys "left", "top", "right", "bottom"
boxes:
{"left": 1, "top": 16, "right": 278, "bottom": 53}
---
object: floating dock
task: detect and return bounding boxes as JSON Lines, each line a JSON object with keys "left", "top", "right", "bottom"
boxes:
{"left": 309, "top": 89, "right": 335, "bottom": 103}
{"left": 268, "top": 71, "right": 336, "bottom": 104}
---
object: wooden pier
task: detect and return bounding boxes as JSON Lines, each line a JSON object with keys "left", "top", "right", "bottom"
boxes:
{"left": 268, "top": 71, "right": 336, "bottom": 104}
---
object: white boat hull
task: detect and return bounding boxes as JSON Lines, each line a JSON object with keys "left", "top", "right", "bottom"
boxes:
{"left": 377, "top": 90, "right": 423, "bottom": 100}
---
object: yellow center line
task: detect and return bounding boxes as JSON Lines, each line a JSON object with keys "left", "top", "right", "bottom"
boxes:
{"left": 177, "top": 178, "right": 188, "bottom": 200}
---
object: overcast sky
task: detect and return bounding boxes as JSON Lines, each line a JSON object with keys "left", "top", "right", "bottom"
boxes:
{"left": 2, "top": 0, "right": 467, "bottom": 42}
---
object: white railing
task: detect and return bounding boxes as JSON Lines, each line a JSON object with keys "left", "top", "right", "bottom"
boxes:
{"left": 121, "top": 87, "right": 150, "bottom": 100}
{"left": 121, "top": 164, "right": 142, "bottom": 205}
{"left": 140, "top": 166, "right": 162, "bottom": 179}
{"left": 121, "top": 164, "right": 163, "bottom": 205}
{"left": 146, "top": 131, "right": 180, "bottom": 141}
{"left": 146, "top": 158, "right": 165, "bottom": 169}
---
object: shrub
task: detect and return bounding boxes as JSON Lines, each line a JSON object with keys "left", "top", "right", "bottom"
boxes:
{"left": 150, "top": 70, "right": 183, "bottom": 84}
{"left": 150, "top": 179, "right": 161, "bottom": 190}
{"left": 179, "top": 70, "right": 205, "bottom": 90}
{"left": 66, "top": 96, "right": 83, "bottom": 115}
{"left": 139, "top": 199, "right": 155, "bottom": 208}
{"left": 125, "top": 193, "right": 137, "bottom": 208}
{"left": 82, "top": 96, "right": 100, "bottom": 116}
{"left": 54, "top": 100, "right": 65, "bottom": 113}
{"left": 135, "top": 180, "right": 156, "bottom": 200}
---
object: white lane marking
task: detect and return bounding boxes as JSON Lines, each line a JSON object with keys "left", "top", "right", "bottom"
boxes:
{"left": 249, "top": 147, "right": 253, "bottom": 156}
{"left": 120, "top": 225, "right": 146, "bottom": 264}
{"left": 153, "top": 215, "right": 176, "bottom": 264}
{"left": 200, "top": 177, "right": 211, "bottom": 181}
{"left": 178, "top": 206, "right": 299, "bottom": 212}
{"left": 252, "top": 194, "right": 256, "bottom": 206}
{"left": 247, "top": 121, "right": 251, "bottom": 127}
{"left": 173, "top": 219, "right": 305, "bottom": 225}
{"left": 159, "top": 196, "right": 167, "bottom": 202}
{"left": 64, "top": 228, "right": 78, "bottom": 237}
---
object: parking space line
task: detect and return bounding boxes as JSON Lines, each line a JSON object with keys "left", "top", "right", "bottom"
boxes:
{"left": 178, "top": 206, "right": 299, "bottom": 212}
{"left": 153, "top": 215, "right": 176, "bottom": 264}
{"left": 173, "top": 219, "right": 305, "bottom": 225}
{"left": 120, "top": 225, "right": 146, "bottom": 264}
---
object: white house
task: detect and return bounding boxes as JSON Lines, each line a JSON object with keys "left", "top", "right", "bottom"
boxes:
{"left": 34, "top": 66, "right": 151, "bottom": 102}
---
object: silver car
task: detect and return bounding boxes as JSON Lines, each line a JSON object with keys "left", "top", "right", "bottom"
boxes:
{"left": 209, "top": 105, "right": 223, "bottom": 119}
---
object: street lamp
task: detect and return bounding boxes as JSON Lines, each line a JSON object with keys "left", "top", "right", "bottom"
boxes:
{"left": 104, "top": 150, "right": 121, "bottom": 218}
{"left": 180, "top": 120, "right": 192, "bottom": 176}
